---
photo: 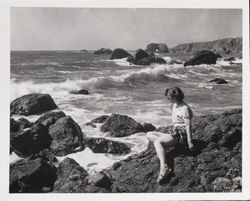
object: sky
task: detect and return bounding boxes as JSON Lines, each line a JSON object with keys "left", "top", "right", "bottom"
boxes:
{"left": 11, "top": 8, "right": 242, "bottom": 50}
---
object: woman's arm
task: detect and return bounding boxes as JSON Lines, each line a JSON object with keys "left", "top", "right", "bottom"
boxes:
{"left": 184, "top": 118, "right": 193, "bottom": 149}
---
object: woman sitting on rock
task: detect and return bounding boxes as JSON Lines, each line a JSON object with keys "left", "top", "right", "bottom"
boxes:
{"left": 146, "top": 87, "right": 194, "bottom": 184}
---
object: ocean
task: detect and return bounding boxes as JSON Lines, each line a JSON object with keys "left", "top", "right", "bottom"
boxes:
{"left": 10, "top": 50, "right": 242, "bottom": 174}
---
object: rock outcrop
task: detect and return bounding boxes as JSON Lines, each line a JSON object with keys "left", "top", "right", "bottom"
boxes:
{"left": 48, "top": 116, "right": 85, "bottom": 156}
{"left": 105, "top": 109, "right": 242, "bottom": 192}
{"left": 10, "top": 158, "right": 57, "bottom": 193}
{"left": 10, "top": 93, "right": 57, "bottom": 116}
{"left": 85, "top": 137, "right": 131, "bottom": 154}
{"left": 208, "top": 78, "right": 228, "bottom": 84}
{"left": 100, "top": 114, "right": 144, "bottom": 137}
{"left": 94, "top": 48, "right": 112, "bottom": 55}
{"left": 127, "top": 49, "right": 166, "bottom": 66}
{"left": 53, "top": 157, "right": 89, "bottom": 193}
{"left": 35, "top": 111, "right": 66, "bottom": 128}
{"left": 171, "top": 37, "right": 242, "bottom": 54}
{"left": 110, "top": 48, "right": 131, "bottom": 60}
{"left": 184, "top": 50, "right": 217, "bottom": 66}
{"left": 146, "top": 43, "right": 169, "bottom": 53}
{"left": 10, "top": 123, "right": 51, "bottom": 157}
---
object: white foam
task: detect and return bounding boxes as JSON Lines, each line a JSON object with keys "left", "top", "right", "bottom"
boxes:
{"left": 57, "top": 148, "right": 118, "bottom": 175}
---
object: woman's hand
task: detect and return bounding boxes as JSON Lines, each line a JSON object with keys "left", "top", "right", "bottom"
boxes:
{"left": 188, "top": 140, "right": 194, "bottom": 150}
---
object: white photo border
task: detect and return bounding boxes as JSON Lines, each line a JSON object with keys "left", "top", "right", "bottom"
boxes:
{"left": 0, "top": 0, "right": 249, "bottom": 200}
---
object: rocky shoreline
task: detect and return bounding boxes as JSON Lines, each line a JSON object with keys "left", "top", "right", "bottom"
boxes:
{"left": 10, "top": 93, "right": 242, "bottom": 193}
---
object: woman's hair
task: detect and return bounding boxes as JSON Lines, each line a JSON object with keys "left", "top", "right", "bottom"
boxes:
{"left": 165, "top": 87, "right": 184, "bottom": 101}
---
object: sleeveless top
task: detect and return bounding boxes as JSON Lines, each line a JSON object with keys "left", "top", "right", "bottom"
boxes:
{"left": 172, "top": 103, "right": 193, "bottom": 129}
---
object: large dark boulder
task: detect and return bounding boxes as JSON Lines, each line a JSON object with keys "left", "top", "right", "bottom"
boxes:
{"left": 146, "top": 43, "right": 169, "bottom": 53}
{"left": 10, "top": 123, "right": 51, "bottom": 157}
{"left": 142, "top": 123, "right": 156, "bottom": 132}
{"left": 53, "top": 158, "right": 110, "bottom": 193}
{"left": 105, "top": 109, "right": 242, "bottom": 192}
{"left": 53, "top": 157, "right": 88, "bottom": 193}
{"left": 184, "top": 50, "right": 217, "bottom": 66}
{"left": 86, "top": 137, "right": 131, "bottom": 154}
{"left": 10, "top": 158, "right": 57, "bottom": 193}
{"left": 35, "top": 111, "right": 66, "bottom": 128}
{"left": 48, "top": 116, "right": 85, "bottom": 156}
{"left": 135, "top": 49, "right": 149, "bottom": 61}
{"left": 10, "top": 93, "right": 57, "bottom": 116}
{"left": 100, "top": 114, "right": 144, "bottom": 137}
{"left": 208, "top": 78, "right": 228, "bottom": 84}
{"left": 94, "top": 48, "right": 112, "bottom": 55}
{"left": 110, "top": 48, "right": 131, "bottom": 60}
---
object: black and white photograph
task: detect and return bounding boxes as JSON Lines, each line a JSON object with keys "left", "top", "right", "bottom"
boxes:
{"left": 1, "top": 0, "right": 249, "bottom": 198}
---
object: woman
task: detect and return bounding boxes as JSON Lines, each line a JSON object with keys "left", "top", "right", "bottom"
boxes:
{"left": 146, "top": 87, "right": 194, "bottom": 184}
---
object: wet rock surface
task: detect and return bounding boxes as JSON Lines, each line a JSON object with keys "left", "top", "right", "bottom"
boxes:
{"left": 100, "top": 114, "right": 144, "bottom": 137}
{"left": 10, "top": 123, "right": 51, "bottom": 157}
{"left": 184, "top": 50, "right": 217, "bottom": 66}
{"left": 110, "top": 48, "right": 131, "bottom": 60}
{"left": 48, "top": 116, "right": 85, "bottom": 156}
{"left": 10, "top": 93, "right": 57, "bottom": 116}
{"left": 10, "top": 158, "right": 57, "bottom": 193}
{"left": 86, "top": 137, "right": 131, "bottom": 154}
{"left": 106, "top": 109, "right": 242, "bottom": 192}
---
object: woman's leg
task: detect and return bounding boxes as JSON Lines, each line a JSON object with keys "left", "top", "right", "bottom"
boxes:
{"left": 146, "top": 132, "right": 177, "bottom": 182}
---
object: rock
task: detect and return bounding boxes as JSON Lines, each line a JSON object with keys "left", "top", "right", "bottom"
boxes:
{"left": 53, "top": 157, "right": 88, "bottom": 193}
{"left": 10, "top": 123, "right": 51, "bottom": 157}
{"left": 10, "top": 93, "right": 57, "bottom": 116}
{"left": 86, "top": 137, "right": 131, "bottom": 154}
{"left": 90, "top": 115, "right": 109, "bottom": 124}
{"left": 78, "top": 89, "right": 89, "bottom": 95}
{"left": 48, "top": 116, "right": 85, "bottom": 156}
{"left": 208, "top": 78, "right": 228, "bottom": 84}
{"left": 17, "top": 118, "right": 32, "bottom": 130}
{"left": 10, "top": 158, "right": 57, "bottom": 193}
{"left": 224, "top": 48, "right": 231, "bottom": 54}
{"left": 224, "top": 57, "right": 236, "bottom": 61}
{"left": 70, "top": 89, "right": 89, "bottom": 95}
{"left": 88, "top": 172, "right": 112, "bottom": 190}
{"left": 126, "top": 55, "right": 135, "bottom": 64}
{"left": 85, "top": 115, "right": 109, "bottom": 127}
{"left": 212, "top": 177, "right": 233, "bottom": 192}
{"left": 218, "top": 128, "right": 242, "bottom": 148}
{"left": 146, "top": 43, "right": 169, "bottom": 53}
{"left": 171, "top": 37, "right": 242, "bottom": 54}
{"left": 216, "top": 52, "right": 222, "bottom": 58}
{"left": 100, "top": 114, "right": 144, "bottom": 137}
{"left": 94, "top": 48, "right": 112, "bottom": 55}
{"left": 135, "top": 49, "right": 149, "bottom": 61}
{"left": 110, "top": 48, "right": 131, "bottom": 60}
{"left": 80, "top": 49, "right": 88, "bottom": 53}
{"left": 104, "top": 109, "right": 241, "bottom": 192}
{"left": 28, "top": 148, "right": 58, "bottom": 163}
{"left": 135, "top": 56, "right": 166, "bottom": 66}
{"left": 184, "top": 50, "right": 217, "bottom": 66}
{"left": 35, "top": 111, "right": 66, "bottom": 128}
{"left": 142, "top": 123, "right": 156, "bottom": 132}
{"left": 10, "top": 118, "right": 19, "bottom": 132}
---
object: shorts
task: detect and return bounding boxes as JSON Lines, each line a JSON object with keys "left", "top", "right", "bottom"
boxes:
{"left": 167, "top": 126, "right": 187, "bottom": 144}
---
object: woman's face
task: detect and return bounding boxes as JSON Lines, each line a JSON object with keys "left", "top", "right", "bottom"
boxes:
{"left": 167, "top": 95, "right": 178, "bottom": 103}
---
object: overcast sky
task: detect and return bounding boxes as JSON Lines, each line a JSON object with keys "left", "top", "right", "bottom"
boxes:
{"left": 11, "top": 8, "right": 242, "bottom": 50}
